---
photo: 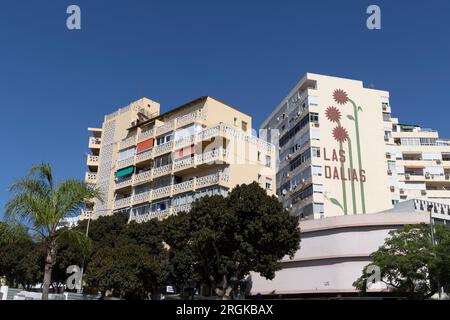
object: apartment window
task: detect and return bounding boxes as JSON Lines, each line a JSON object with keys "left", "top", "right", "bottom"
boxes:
{"left": 312, "top": 147, "right": 320, "bottom": 158}
{"left": 154, "top": 154, "right": 172, "bottom": 168}
{"left": 234, "top": 117, "right": 238, "bottom": 126}
{"left": 313, "top": 203, "right": 324, "bottom": 214}
{"left": 265, "top": 178, "right": 272, "bottom": 190}
{"left": 265, "top": 155, "right": 271, "bottom": 168}
{"left": 156, "top": 133, "right": 172, "bottom": 145}
{"left": 309, "top": 112, "right": 319, "bottom": 123}
{"left": 257, "top": 151, "right": 261, "bottom": 162}
{"left": 241, "top": 121, "right": 248, "bottom": 132}
{"left": 279, "top": 113, "right": 314, "bottom": 147}
{"left": 383, "top": 113, "right": 391, "bottom": 121}
{"left": 290, "top": 149, "right": 311, "bottom": 171}
{"left": 312, "top": 165, "right": 322, "bottom": 176}
{"left": 257, "top": 174, "right": 261, "bottom": 183}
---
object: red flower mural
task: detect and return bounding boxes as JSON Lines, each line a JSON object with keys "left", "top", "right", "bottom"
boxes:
{"left": 325, "top": 106, "right": 341, "bottom": 123}
{"left": 333, "top": 89, "right": 349, "bottom": 105}
{"left": 332, "top": 126, "right": 349, "bottom": 143}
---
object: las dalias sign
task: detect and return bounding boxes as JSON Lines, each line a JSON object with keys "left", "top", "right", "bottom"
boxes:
{"left": 323, "top": 89, "right": 367, "bottom": 215}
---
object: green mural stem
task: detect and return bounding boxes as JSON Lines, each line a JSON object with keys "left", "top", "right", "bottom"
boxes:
{"left": 347, "top": 137, "right": 357, "bottom": 214}
{"left": 349, "top": 99, "right": 366, "bottom": 214}
{"left": 337, "top": 120, "right": 348, "bottom": 215}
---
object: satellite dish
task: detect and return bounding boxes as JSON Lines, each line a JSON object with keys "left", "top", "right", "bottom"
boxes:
{"left": 282, "top": 189, "right": 287, "bottom": 196}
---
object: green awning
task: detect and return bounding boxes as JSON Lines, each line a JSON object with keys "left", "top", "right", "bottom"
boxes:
{"left": 115, "top": 166, "right": 134, "bottom": 178}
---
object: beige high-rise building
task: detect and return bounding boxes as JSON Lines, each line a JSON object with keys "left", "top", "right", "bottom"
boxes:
{"left": 262, "top": 73, "right": 450, "bottom": 220}
{"left": 84, "top": 96, "right": 276, "bottom": 221}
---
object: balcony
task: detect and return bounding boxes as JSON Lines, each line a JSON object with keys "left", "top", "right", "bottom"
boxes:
{"left": 129, "top": 208, "right": 172, "bottom": 223}
{"left": 153, "top": 141, "right": 174, "bottom": 157}
{"left": 156, "top": 121, "right": 174, "bottom": 136}
{"left": 152, "top": 164, "right": 172, "bottom": 178}
{"left": 137, "top": 129, "right": 154, "bottom": 142}
{"left": 172, "top": 179, "right": 195, "bottom": 195}
{"left": 152, "top": 185, "right": 172, "bottom": 200}
{"left": 136, "top": 149, "right": 153, "bottom": 164}
{"left": 117, "top": 157, "right": 134, "bottom": 169}
{"left": 88, "top": 137, "right": 101, "bottom": 149}
{"left": 114, "top": 196, "right": 132, "bottom": 209}
{"left": 115, "top": 177, "right": 133, "bottom": 190}
{"left": 173, "top": 148, "right": 230, "bottom": 173}
{"left": 133, "top": 170, "right": 152, "bottom": 185}
{"left": 84, "top": 172, "right": 97, "bottom": 184}
{"left": 172, "top": 204, "right": 192, "bottom": 215}
{"left": 120, "top": 136, "right": 136, "bottom": 150}
{"left": 132, "top": 191, "right": 152, "bottom": 205}
{"left": 87, "top": 155, "right": 99, "bottom": 166}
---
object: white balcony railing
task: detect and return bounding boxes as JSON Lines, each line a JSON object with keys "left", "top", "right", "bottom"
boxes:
{"left": 136, "top": 149, "right": 153, "bottom": 163}
{"left": 152, "top": 185, "right": 172, "bottom": 200}
{"left": 154, "top": 141, "right": 173, "bottom": 155}
{"left": 134, "top": 170, "right": 152, "bottom": 185}
{"left": 87, "top": 155, "right": 99, "bottom": 164}
{"left": 153, "top": 164, "right": 172, "bottom": 177}
{"left": 120, "top": 136, "right": 136, "bottom": 150}
{"left": 117, "top": 157, "right": 134, "bottom": 169}
{"left": 114, "top": 196, "right": 131, "bottom": 209}
{"left": 132, "top": 191, "right": 152, "bottom": 205}
{"left": 138, "top": 129, "right": 153, "bottom": 141}
{"left": 89, "top": 137, "right": 102, "bottom": 146}
{"left": 115, "top": 178, "right": 133, "bottom": 189}
{"left": 173, "top": 179, "right": 195, "bottom": 194}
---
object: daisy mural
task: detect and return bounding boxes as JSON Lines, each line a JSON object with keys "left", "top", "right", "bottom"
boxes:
{"left": 324, "top": 89, "right": 366, "bottom": 215}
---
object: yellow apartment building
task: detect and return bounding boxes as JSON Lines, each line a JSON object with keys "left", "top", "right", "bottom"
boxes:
{"left": 84, "top": 96, "right": 276, "bottom": 222}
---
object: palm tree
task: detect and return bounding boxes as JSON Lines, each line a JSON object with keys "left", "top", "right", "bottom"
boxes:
{"left": 4, "top": 164, "right": 102, "bottom": 300}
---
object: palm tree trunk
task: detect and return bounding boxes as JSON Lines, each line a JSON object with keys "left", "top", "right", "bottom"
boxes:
{"left": 42, "top": 238, "right": 57, "bottom": 300}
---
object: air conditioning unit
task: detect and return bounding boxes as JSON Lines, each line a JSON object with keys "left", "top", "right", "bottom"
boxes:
{"left": 387, "top": 169, "right": 392, "bottom": 175}
{"left": 288, "top": 153, "right": 292, "bottom": 159}
{"left": 131, "top": 120, "right": 138, "bottom": 127}
{"left": 286, "top": 172, "right": 290, "bottom": 177}
{"left": 400, "top": 188, "right": 405, "bottom": 194}
{"left": 384, "top": 135, "right": 389, "bottom": 141}
{"left": 390, "top": 186, "right": 395, "bottom": 192}
{"left": 446, "top": 174, "right": 450, "bottom": 180}
{"left": 421, "top": 190, "right": 427, "bottom": 195}
{"left": 436, "top": 159, "right": 442, "bottom": 164}
{"left": 385, "top": 152, "right": 391, "bottom": 158}
{"left": 313, "top": 122, "right": 319, "bottom": 127}
{"left": 405, "top": 174, "right": 410, "bottom": 179}
{"left": 425, "top": 172, "right": 431, "bottom": 179}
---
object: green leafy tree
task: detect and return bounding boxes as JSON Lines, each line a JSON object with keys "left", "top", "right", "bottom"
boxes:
{"left": 164, "top": 182, "right": 301, "bottom": 299}
{"left": 0, "top": 222, "right": 44, "bottom": 288}
{"left": 4, "top": 164, "right": 102, "bottom": 299}
{"left": 354, "top": 223, "right": 450, "bottom": 299}
{"left": 83, "top": 214, "right": 169, "bottom": 299}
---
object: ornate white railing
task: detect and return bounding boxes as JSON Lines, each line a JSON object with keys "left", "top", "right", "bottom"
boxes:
{"left": 133, "top": 191, "right": 151, "bottom": 205}
{"left": 87, "top": 155, "right": 99, "bottom": 163}
{"left": 173, "top": 180, "right": 195, "bottom": 194}
{"left": 152, "top": 185, "right": 171, "bottom": 199}
{"left": 136, "top": 149, "right": 153, "bottom": 163}
{"left": 138, "top": 129, "right": 153, "bottom": 141}
{"left": 154, "top": 141, "right": 173, "bottom": 155}
{"left": 115, "top": 178, "right": 133, "bottom": 189}
{"left": 153, "top": 164, "right": 172, "bottom": 177}
{"left": 89, "top": 137, "right": 102, "bottom": 146}
{"left": 114, "top": 196, "right": 131, "bottom": 208}
{"left": 117, "top": 157, "right": 134, "bottom": 169}
{"left": 175, "top": 134, "right": 195, "bottom": 149}
{"left": 174, "top": 156, "right": 195, "bottom": 171}
{"left": 134, "top": 170, "right": 152, "bottom": 185}
{"left": 156, "top": 121, "right": 174, "bottom": 135}
{"left": 120, "top": 136, "right": 136, "bottom": 150}
{"left": 172, "top": 204, "right": 192, "bottom": 214}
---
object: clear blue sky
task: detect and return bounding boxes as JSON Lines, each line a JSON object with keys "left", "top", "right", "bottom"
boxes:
{"left": 1, "top": 0, "right": 449, "bottom": 217}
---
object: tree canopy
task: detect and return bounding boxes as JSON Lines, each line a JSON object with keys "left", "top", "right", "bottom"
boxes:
{"left": 354, "top": 223, "right": 450, "bottom": 299}
{"left": 163, "top": 182, "right": 301, "bottom": 299}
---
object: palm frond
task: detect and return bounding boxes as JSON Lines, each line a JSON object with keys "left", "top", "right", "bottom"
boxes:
{"left": 29, "top": 163, "right": 54, "bottom": 190}
{"left": 56, "top": 180, "right": 103, "bottom": 219}
{"left": 59, "top": 228, "right": 93, "bottom": 261}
